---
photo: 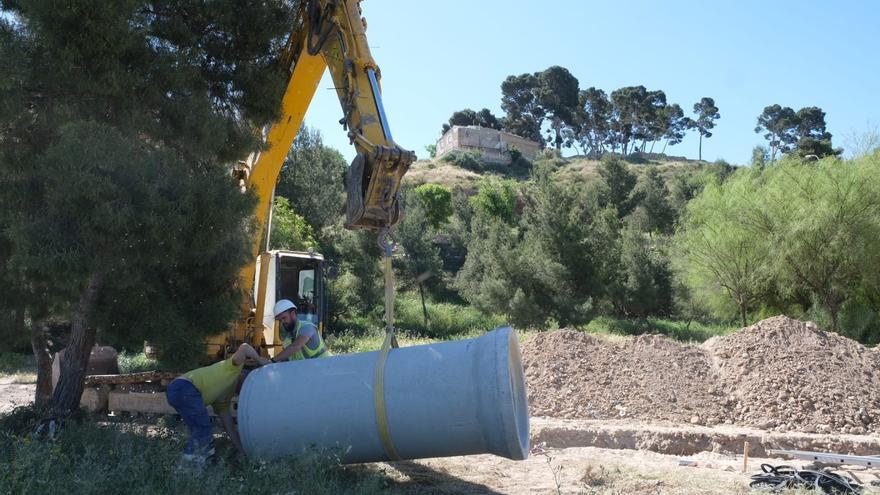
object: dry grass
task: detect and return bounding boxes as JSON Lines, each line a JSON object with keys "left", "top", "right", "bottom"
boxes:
{"left": 402, "top": 160, "right": 482, "bottom": 191}
{"left": 0, "top": 371, "right": 37, "bottom": 385}
{"left": 574, "top": 461, "right": 752, "bottom": 495}
{"left": 404, "top": 155, "right": 711, "bottom": 198}
{"left": 0, "top": 352, "right": 37, "bottom": 385}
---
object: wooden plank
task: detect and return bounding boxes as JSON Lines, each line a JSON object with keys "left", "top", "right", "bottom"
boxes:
{"left": 109, "top": 391, "right": 177, "bottom": 415}
{"left": 107, "top": 391, "right": 237, "bottom": 417}
{"left": 85, "top": 371, "right": 179, "bottom": 386}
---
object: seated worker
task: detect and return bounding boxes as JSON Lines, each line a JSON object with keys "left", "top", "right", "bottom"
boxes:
{"left": 271, "top": 299, "right": 330, "bottom": 362}
{"left": 165, "top": 343, "right": 270, "bottom": 463}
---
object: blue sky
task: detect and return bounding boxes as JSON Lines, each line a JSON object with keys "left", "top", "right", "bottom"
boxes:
{"left": 302, "top": 0, "right": 878, "bottom": 165}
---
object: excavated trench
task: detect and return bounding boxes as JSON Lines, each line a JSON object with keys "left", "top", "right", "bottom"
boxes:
{"left": 531, "top": 418, "right": 880, "bottom": 458}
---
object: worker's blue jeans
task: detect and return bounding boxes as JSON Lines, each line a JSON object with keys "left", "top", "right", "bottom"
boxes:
{"left": 166, "top": 379, "right": 214, "bottom": 455}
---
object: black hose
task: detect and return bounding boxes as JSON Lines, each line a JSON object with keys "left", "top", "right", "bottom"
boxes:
{"left": 306, "top": 0, "right": 335, "bottom": 56}
{"left": 749, "top": 463, "right": 863, "bottom": 494}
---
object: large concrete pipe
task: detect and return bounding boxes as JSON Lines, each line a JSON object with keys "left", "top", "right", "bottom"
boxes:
{"left": 238, "top": 326, "right": 529, "bottom": 463}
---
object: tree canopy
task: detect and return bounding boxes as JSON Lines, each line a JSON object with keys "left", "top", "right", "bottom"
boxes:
{"left": 276, "top": 126, "right": 347, "bottom": 235}
{"left": 674, "top": 154, "right": 880, "bottom": 333}
{"left": 0, "top": 0, "right": 298, "bottom": 413}
{"left": 755, "top": 104, "right": 841, "bottom": 160}
{"left": 437, "top": 64, "right": 717, "bottom": 158}
{"left": 440, "top": 108, "right": 501, "bottom": 134}
{"left": 692, "top": 97, "right": 720, "bottom": 161}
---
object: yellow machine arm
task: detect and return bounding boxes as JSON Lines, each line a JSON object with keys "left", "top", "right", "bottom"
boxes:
{"left": 225, "top": 0, "right": 415, "bottom": 353}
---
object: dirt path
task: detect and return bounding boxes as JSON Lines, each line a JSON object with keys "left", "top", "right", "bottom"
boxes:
{"left": 0, "top": 382, "right": 36, "bottom": 414}
{"left": 382, "top": 447, "right": 757, "bottom": 494}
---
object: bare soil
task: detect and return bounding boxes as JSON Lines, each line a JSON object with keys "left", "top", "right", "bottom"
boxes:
{"left": 0, "top": 383, "right": 36, "bottom": 414}
{"left": 383, "top": 444, "right": 756, "bottom": 494}
{"left": 523, "top": 316, "right": 880, "bottom": 435}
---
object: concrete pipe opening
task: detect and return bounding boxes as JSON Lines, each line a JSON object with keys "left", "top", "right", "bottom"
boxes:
{"left": 238, "top": 326, "right": 530, "bottom": 463}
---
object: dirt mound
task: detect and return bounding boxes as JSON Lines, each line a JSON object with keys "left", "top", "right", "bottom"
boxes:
{"left": 706, "top": 316, "right": 880, "bottom": 434}
{"left": 522, "top": 316, "right": 880, "bottom": 434}
{"left": 523, "top": 330, "right": 727, "bottom": 425}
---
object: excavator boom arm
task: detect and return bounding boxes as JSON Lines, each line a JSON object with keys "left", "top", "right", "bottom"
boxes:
{"left": 227, "top": 0, "right": 414, "bottom": 353}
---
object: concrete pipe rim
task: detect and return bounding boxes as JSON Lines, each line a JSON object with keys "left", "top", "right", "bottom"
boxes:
{"left": 494, "top": 326, "right": 530, "bottom": 460}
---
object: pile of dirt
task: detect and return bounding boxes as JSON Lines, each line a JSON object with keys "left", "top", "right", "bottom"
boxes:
{"left": 523, "top": 331, "right": 727, "bottom": 425}
{"left": 522, "top": 316, "right": 880, "bottom": 434}
{"left": 706, "top": 316, "right": 880, "bottom": 434}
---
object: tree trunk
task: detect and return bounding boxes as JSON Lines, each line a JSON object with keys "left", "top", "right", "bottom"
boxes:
{"left": 29, "top": 316, "right": 53, "bottom": 406}
{"left": 418, "top": 283, "right": 429, "bottom": 327}
{"left": 662, "top": 139, "right": 669, "bottom": 153}
{"left": 698, "top": 134, "right": 703, "bottom": 161}
{"left": 829, "top": 300, "right": 840, "bottom": 333}
{"left": 52, "top": 272, "right": 102, "bottom": 417}
{"left": 739, "top": 297, "right": 747, "bottom": 327}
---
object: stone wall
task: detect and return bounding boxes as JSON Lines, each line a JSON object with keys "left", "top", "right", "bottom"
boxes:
{"left": 436, "top": 125, "right": 540, "bottom": 164}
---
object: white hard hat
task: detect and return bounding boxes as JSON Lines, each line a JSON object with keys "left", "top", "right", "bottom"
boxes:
{"left": 273, "top": 299, "right": 297, "bottom": 318}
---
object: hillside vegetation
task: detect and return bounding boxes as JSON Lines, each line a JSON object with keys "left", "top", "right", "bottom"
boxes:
{"left": 393, "top": 145, "right": 880, "bottom": 346}
{"left": 405, "top": 152, "right": 715, "bottom": 191}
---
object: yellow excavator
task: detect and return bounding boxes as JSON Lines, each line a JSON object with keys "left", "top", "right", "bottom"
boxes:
{"left": 209, "top": 0, "right": 415, "bottom": 361}
{"left": 70, "top": 0, "right": 413, "bottom": 412}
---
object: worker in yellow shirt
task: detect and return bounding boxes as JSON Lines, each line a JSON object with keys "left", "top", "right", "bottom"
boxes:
{"left": 165, "top": 343, "right": 269, "bottom": 463}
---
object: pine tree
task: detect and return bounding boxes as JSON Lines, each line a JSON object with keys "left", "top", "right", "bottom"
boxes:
{"left": 0, "top": 1, "right": 298, "bottom": 417}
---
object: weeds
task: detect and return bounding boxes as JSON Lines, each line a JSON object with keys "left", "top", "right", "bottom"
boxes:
{"left": 0, "top": 405, "right": 393, "bottom": 495}
{"left": 326, "top": 327, "right": 436, "bottom": 354}
{"left": 531, "top": 441, "right": 563, "bottom": 495}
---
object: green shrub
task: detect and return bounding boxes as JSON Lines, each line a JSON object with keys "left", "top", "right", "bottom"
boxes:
{"left": 469, "top": 178, "right": 519, "bottom": 223}
{"left": 0, "top": 352, "right": 31, "bottom": 373}
{"left": 269, "top": 196, "right": 317, "bottom": 251}
{"left": 799, "top": 298, "right": 880, "bottom": 345}
{"left": 440, "top": 149, "right": 485, "bottom": 171}
{"left": 394, "top": 292, "right": 505, "bottom": 339}
{"left": 117, "top": 351, "right": 159, "bottom": 373}
{"left": 411, "top": 183, "right": 453, "bottom": 228}
{"left": 584, "top": 315, "right": 736, "bottom": 343}
{"left": 0, "top": 313, "right": 29, "bottom": 353}
{"left": 533, "top": 148, "right": 563, "bottom": 162}
{"left": 326, "top": 325, "right": 440, "bottom": 355}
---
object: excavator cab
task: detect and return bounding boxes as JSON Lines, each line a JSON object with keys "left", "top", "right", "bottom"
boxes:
{"left": 253, "top": 249, "right": 327, "bottom": 359}
{"left": 276, "top": 251, "right": 325, "bottom": 328}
